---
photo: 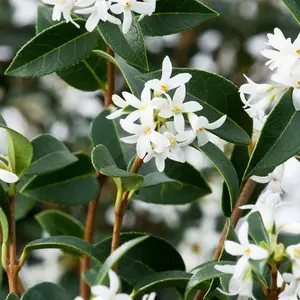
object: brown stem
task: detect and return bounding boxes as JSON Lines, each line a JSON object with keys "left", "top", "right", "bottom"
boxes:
{"left": 194, "top": 179, "right": 257, "bottom": 300}
{"left": 8, "top": 193, "right": 17, "bottom": 294}
{"left": 80, "top": 175, "right": 106, "bottom": 300}
{"left": 105, "top": 45, "right": 115, "bottom": 108}
{"left": 267, "top": 263, "right": 279, "bottom": 300}
{"left": 111, "top": 157, "right": 143, "bottom": 253}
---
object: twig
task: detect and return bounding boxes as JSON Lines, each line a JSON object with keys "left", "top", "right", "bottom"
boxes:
{"left": 267, "top": 263, "right": 279, "bottom": 300}
{"left": 194, "top": 179, "right": 257, "bottom": 300}
{"left": 111, "top": 156, "right": 143, "bottom": 253}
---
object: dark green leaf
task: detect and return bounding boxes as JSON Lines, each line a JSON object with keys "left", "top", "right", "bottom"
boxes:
{"left": 21, "top": 153, "right": 99, "bottom": 206}
{"left": 5, "top": 294, "right": 19, "bottom": 300}
{"left": 139, "top": 69, "right": 252, "bottom": 145}
{"left": 92, "top": 145, "right": 143, "bottom": 191}
{"left": 94, "top": 235, "right": 149, "bottom": 284}
{"left": 281, "top": 0, "right": 300, "bottom": 23}
{"left": 138, "top": 160, "right": 211, "bottom": 204}
{"left": 0, "top": 208, "right": 8, "bottom": 246}
{"left": 35, "top": 210, "right": 84, "bottom": 238}
{"left": 184, "top": 261, "right": 234, "bottom": 300}
{"left": 21, "top": 282, "right": 72, "bottom": 300}
{"left": 132, "top": 271, "right": 192, "bottom": 298}
{"left": 195, "top": 143, "right": 240, "bottom": 216}
{"left": 140, "top": 0, "right": 218, "bottom": 36}
{"left": 248, "top": 212, "right": 269, "bottom": 245}
{"left": 244, "top": 89, "right": 300, "bottom": 178}
{"left": 6, "top": 20, "right": 100, "bottom": 77}
{"left": 15, "top": 194, "right": 36, "bottom": 221}
{"left": 98, "top": 16, "right": 148, "bottom": 70}
{"left": 36, "top": 5, "right": 59, "bottom": 33}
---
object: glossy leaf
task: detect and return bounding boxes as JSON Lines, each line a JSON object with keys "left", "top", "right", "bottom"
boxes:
{"left": 36, "top": 5, "right": 59, "bottom": 33}
{"left": 0, "top": 208, "right": 8, "bottom": 248}
{"left": 139, "top": 69, "right": 252, "bottom": 145}
{"left": 281, "top": 0, "right": 300, "bottom": 23}
{"left": 35, "top": 210, "right": 84, "bottom": 238}
{"left": 5, "top": 294, "right": 19, "bottom": 300}
{"left": 138, "top": 160, "right": 211, "bottom": 204}
{"left": 21, "top": 153, "right": 99, "bottom": 206}
{"left": 244, "top": 89, "right": 300, "bottom": 178}
{"left": 5, "top": 20, "right": 100, "bottom": 77}
{"left": 132, "top": 271, "right": 192, "bottom": 298}
{"left": 93, "top": 235, "right": 149, "bottom": 284}
{"left": 140, "top": 0, "right": 218, "bottom": 36}
{"left": 92, "top": 145, "right": 143, "bottom": 191}
{"left": 195, "top": 143, "right": 240, "bottom": 216}
{"left": 248, "top": 212, "right": 270, "bottom": 245}
{"left": 98, "top": 17, "right": 148, "bottom": 70}
{"left": 21, "top": 282, "right": 72, "bottom": 300}
{"left": 184, "top": 261, "right": 234, "bottom": 300}
{"left": 15, "top": 194, "right": 36, "bottom": 221}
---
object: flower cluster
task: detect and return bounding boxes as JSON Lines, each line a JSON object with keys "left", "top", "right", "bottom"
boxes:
{"left": 74, "top": 270, "right": 156, "bottom": 300}
{"left": 240, "top": 28, "right": 300, "bottom": 126}
{"left": 107, "top": 56, "right": 227, "bottom": 172}
{"left": 42, "top": 0, "right": 157, "bottom": 34}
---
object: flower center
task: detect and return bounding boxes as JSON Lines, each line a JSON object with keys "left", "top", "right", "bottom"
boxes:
{"left": 125, "top": 1, "right": 131, "bottom": 8}
{"left": 244, "top": 247, "right": 251, "bottom": 256}
{"left": 273, "top": 178, "right": 277, "bottom": 182}
{"left": 297, "top": 49, "right": 300, "bottom": 55}
{"left": 191, "top": 243, "right": 201, "bottom": 254}
{"left": 143, "top": 126, "right": 151, "bottom": 135}
{"left": 294, "top": 248, "right": 300, "bottom": 258}
{"left": 297, "top": 80, "right": 300, "bottom": 88}
{"left": 173, "top": 105, "right": 182, "bottom": 114}
{"left": 198, "top": 127, "right": 205, "bottom": 132}
{"left": 140, "top": 103, "right": 148, "bottom": 110}
{"left": 160, "top": 84, "right": 168, "bottom": 92}
{"left": 168, "top": 136, "right": 176, "bottom": 147}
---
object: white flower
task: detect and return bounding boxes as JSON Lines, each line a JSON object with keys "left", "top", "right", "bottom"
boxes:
{"left": 153, "top": 85, "right": 203, "bottom": 132}
{"left": 42, "top": 0, "right": 79, "bottom": 27}
{"left": 261, "top": 28, "right": 296, "bottom": 71}
{"left": 287, "top": 244, "right": 300, "bottom": 267}
{"left": 224, "top": 222, "right": 268, "bottom": 278}
{"left": 107, "top": 87, "right": 153, "bottom": 124}
{"left": 215, "top": 262, "right": 256, "bottom": 299}
{"left": 120, "top": 119, "right": 170, "bottom": 159}
{"left": 188, "top": 113, "right": 226, "bottom": 146}
{"left": 138, "top": 0, "right": 156, "bottom": 21}
{"left": 0, "top": 168, "right": 18, "bottom": 184}
{"left": 142, "top": 292, "right": 156, "bottom": 300}
{"left": 145, "top": 56, "right": 192, "bottom": 95}
{"left": 110, "top": 0, "right": 155, "bottom": 34}
{"left": 143, "top": 147, "right": 167, "bottom": 172}
{"left": 75, "top": 0, "right": 121, "bottom": 32}
{"left": 240, "top": 192, "right": 281, "bottom": 232}
{"left": 279, "top": 266, "right": 300, "bottom": 300}
{"left": 251, "top": 164, "right": 285, "bottom": 193}
{"left": 272, "top": 65, "right": 300, "bottom": 111}
{"left": 275, "top": 202, "right": 300, "bottom": 234}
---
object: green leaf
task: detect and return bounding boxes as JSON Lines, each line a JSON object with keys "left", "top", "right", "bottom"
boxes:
{"left": 0, "top": 208, "right": 8, "bottom": 247}
{"left": 93, "top": 50, "right": 144, "bottom": 96}
{"left": 92, "top": 145, "right": 143, "bottom": 191}
{"left": 15, "top": 194, "right": 36, "bottom": 221}
{"left": 139, "top": 69, "right": 252, "bottom": 145}
{"left": 94, "top": 235, "right": 149, "bottom": 284}
{"left": 35, "top": 210, "right": 84, "bottom": 238}
{"left": 281, "top": 0, "right": 300, "bottom": 23}
{"left": 140, "top": 0, "right": 218, "bottom": 36}
{"left": 5, "top": 20, "right": 100, "bottom": 77}
{"left": 138, "top": 160, "right": 211, "bottom": 204}
{"left": 91, "top": 110, "right": 135, "bottom": 170}
{"left": 195, "top": 143, "right": 240, "bottom": 216}
{"left": 21, "top": 282, "right": 72, "bottom": 300}
{"left": 132, "top": 271, "right": 192, "bottom": 298}
{"left": 0, "top": 122, "right": 33, "bottom": 176}
{"left": 184, "top": 261, "right": 234, "bottom": 300}
{"left": 21, "top": 153, "right": 99, "bottom": 206}
{"left": 36, "top": 5, "right": 59, "bottom": 33}
{"left": 98, "top": 16, "right": 148, "bottom": 70}
{"left": 248, "top": 212, "right": 270, "bottom": 245}
{"left": 244, "top": 89, "right": 300, "bottom": 178}
{"left": 5, "top": 294, "right": 19, "bottom": 300}
{"left": 94, "top": 232, "right": 185, "bottom": 285}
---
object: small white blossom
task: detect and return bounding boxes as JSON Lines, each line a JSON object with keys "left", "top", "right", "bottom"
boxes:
{"left": 275, "top": 202, "right": 300, "bottom": 234}
{"left": 145, "top": 56, "right": 192, "bottom": 95}
{"left": 287, "top": 244, "right": 300, "bottom": 267}
{"left": 142, "top": 292, "right": 156, "bottom": 300}
{"left": 188, "top": 113, "right": 226, "bottom": 146}
{"left": 0, "top": 168, "right": 18, "bottom": 184}
{"left": 279, "top": 266, "right": 300, "bottom": 300}
{"left": 251, "top": 164, "right": 285, "bottom": 193}
{"left": 110, "top": 0, "right": 155, "bottom": 34}
{"left": 75, "top": 0, "right": 121, "bottom": 32}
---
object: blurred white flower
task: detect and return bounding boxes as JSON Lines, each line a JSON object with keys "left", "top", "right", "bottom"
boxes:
{"left": 189, "top": 53, "right": 217, "bottom": 73}
{"left": 49, "top": 121, "right": 70, "bottom": 141}
{"left": 197, "top": 30, "right": 223, "bottom": 53}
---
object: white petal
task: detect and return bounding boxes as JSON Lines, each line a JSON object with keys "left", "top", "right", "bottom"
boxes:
{"left": 141, "top": 87, "right": 152, "bottom": 103}
{"left": 106, "top": 109, "right": 124, "bottom": 120}
{"left": 144, "top": 152, "right": 154, "bottom": 163}
{"left": 112, "top": 94, "right": 127, "bottom": 108}
{"left": 85, "top": 9, "right": 101, "bottom": 32}
{"left": 52, "top": 4, "right": 62, "bottom": 21}
{"left": 140, "top": 107, "right": 153, "bottom": 124}
{"left": 224, "top": 241, "right": 244, "bottom": 256}
{"left": 292, "top": 88, "right": 300, "bottom": 111}
{"left": 187, "top": 113, "right": 199, "bottom": 131}
{"left": 122, "top": 92, "right": 141, "bottom": 108}
{"left": 249, "top": 245, "right": 269, "bottom": 260}
{"left": 125, "top": 110, "right": 141, "bottom": 123}
{"left": 120, "top": 134, "right": 139, "bottom": 144}
{"left": 0, "top": 169, "right": 18, "bottom": 184}
{"left": 174, "top": 113, "right": 185, "bottom": 132}
{"left": 155, "top": 153, "right": 166, "bottom": 172}
{"left": 206, "top": 115, "right": 227, "bottom": 130}
{"left": 131, "top": 2, "right": 153, "bottom": 14}
{"left": 137, "top": 135, "right": 151, "bottom": 158}
{"left": 110, "top": 3, "right": 124, "bottom": 14}
{"left": 182, "top": 101, "right": 203, "bottom": 113}
{"left": 237, "top": 222, "right": 249, "bottom": 246}
{"left": 108, "top": 270, "right": 120, "bottom": 295}
{"left": 120, "top": 119, "right": 141, "bottom": 134}
{"left": 215, "top": 264, "right": 235, "bottom": 274}
{"left": 168, "top": 74, "right": 192, "bottom": 90}
{"left": 251, "top": 175, "right": 272, "bottom": 184}
{"left": 196, "top": 131, "right": 209, "bottom": 147}
{"left": 122, "top": 10, "right": 133, "bottom": 34}
{"left": 145, "top": 79, "right": 161, "bottom": 91}
{"left": 169, "top": 146, "right": 185, "bottom": 163}
{"left": 115, "top": 294, "right": 133, "bottom": 300}
{"left": 91, "top": 285, "right": 110, "bottom": 297}
{"left": 234, "top": 256, "right": 250, "bottom": 278}
{"left": 107, "top": 14, "right": 122, "bottom": 25}
{"left": 173, "top": 85, "right": 186, "bottom": 105}
{"left": 161, "top": 56, "right": 172, "bottom": 82}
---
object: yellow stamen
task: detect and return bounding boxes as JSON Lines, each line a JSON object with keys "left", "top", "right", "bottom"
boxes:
{"left": 172, "top": 105, "right": 182, "bottom": 114}
{"left": 169, "top": 136, "right": 176, "bottom": 147}
{"left": 294, "top": 248, "right": 300, "bottom": 258}
{"left": 191, "top": 243, "right": 201, "bottom": 254}
{"left": 198, "top": 127, "right": 205, "bottom": 132}
{"left": 125, "top": 1, "right": 131, "bottom": 8}
{"left": 296, "top": 49, "right": 300, "bottom": 55}
{"left": 297, "top": 80, "right": 300, "bottom": 88}
{"left": 143, "top": 126, "right": 151, "bottom": 135}
{"left": 161, "top": 84, "right": 168, "bottom": 92}
{"left": 244, "top": 248, "right": 251, "bottom": 256}
{"left": 140, "top": 103, "right": 148, "bottom": 110}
